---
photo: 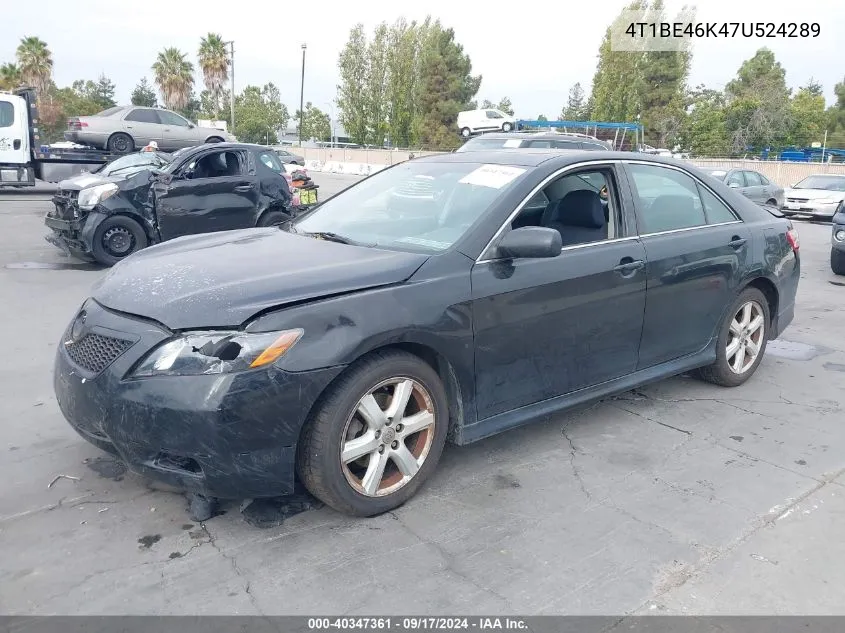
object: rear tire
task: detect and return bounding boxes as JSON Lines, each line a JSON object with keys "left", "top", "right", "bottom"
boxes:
{"left": 107, "top": 133, "right": 134, "bottom": 153}
{"left": 693, "top": 287, "right": 770, "bottom": 387}
{"left": 205, "top": 136, "right": 224, "bottom": 143}
{"left": 257, "top": 210, "right": 290, "bottom": 227}
{"left": 91, "top": 216, "right": 148, "bottom": 266}
{"left": 297, "top": 350, "right": 449, "bottom": 516}
{"left": 502, "top": 122, "right": 513, "bottom": 132}
{"left": 832, "top": 248, "right": 845, "bottom": 275}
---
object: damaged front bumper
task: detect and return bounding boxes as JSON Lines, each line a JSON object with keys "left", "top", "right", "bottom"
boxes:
{"left": 53, "top": 299, "right": 345, "bottom": 499}
{"left": 44, "top": 192, "right": 96, "bottom": 259}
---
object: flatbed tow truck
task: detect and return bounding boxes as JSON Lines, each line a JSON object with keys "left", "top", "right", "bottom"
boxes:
{"left": 1, "top": 87, "right": 122, "bottom": 188}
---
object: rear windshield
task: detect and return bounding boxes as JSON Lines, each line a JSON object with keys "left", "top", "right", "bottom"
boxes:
{"left": 456, "top": 137, "right": 516, "bottom": 153}
{"left": 96, "top": 107, "right": 124, "bottom": 117}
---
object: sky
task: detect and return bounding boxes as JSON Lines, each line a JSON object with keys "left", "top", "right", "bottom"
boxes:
{"left": 2, "top": 0, "right": 844, "bottom": 123}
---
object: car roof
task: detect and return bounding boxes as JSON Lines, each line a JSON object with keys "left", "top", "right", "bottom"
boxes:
{"left": 467, "top": 132, "right": 604, "bottom": 142}
{"left": 172, "top": 142, "right": 271, "bottom": 161}
{"left": 414, "top": 149, "right": 683, "bottom": 168}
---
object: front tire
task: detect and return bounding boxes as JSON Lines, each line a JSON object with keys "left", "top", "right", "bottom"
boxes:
{"left": 832, "top": 249, "right": 845, "bottom": 275}
{"left": 460, "top": 127, "right": 471, "bottom": 138}
{"left": 257, "top": 210, "right": 290, "bottom": 227}
{"left": 297, "top": 350, "right": 449, "bottom": 516}
{"left": 205, "top": 136, "right": 224, "bottom": 143}
{"left": 107, "top": 132, "right": 134, "bottom": 153}
{"left": 694, "top": 287, "right": 770, "bottom": 387}
{"left": 502, "top": 122, "right": 513, "bottom": 132}
{"left": 91, "top": 216, "right": 148, "bottom": 266}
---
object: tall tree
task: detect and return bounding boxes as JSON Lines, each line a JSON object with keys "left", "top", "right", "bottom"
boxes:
{"left": 413, "top": 20, "right": 481, "bottom": 148}
{"left": 198, "top": 33, "right": 229, "bottom": 119}
{"left": 15, "top": 36, "right": 53, "bottom": 97}
{"left": 790, "top": 81, "right": 827, "bottom": 147}
{"left": 561, "top": 83, "right": 588, "bottom": 120}
{"left": 680, "top": 85, "right": 730, "bottom": 156}
{"left": 366, "top": 23, "right": 389, "bottom": 146}
{"left": 91, "top": 74, "right": 117, "bottom": 109}
{"left": 152, "top": 47, "right": 195, "bottom": 111}
{"left": 637, "top": 1, "right": 693, "bottom": 147}
{"left": 0, "top": 63, "right": 22, "bottom": 91}
{"left": 497, "top": 97, "right": 514, "bottom": 116}
{"left": 295, "top": 102, "right": 331, "bottom": 142}
{"left": 233, "top": 83, "right": 289, "bottom": 144}
{"left": 337, "top": 24, "right": 370, "bottom": 144}
{"left": 590, "top": 1, "right": 645, "bottom": 123}
{"left": 131, "top": 78, "right": 158, "bottom": 107}
{"left": 827, "top": 77, "right": 845, "bottom": 148}
{"left": 385, "top": 18, "right": 419, "bottom": 147}
{"left": 724, "top": 47, "right": 792, "bottom": 151}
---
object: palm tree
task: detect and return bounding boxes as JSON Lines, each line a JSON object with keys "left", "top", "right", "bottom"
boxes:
{"left": 152, "top": 47, "right": 194, "bottom": 111}
{"left": 0, "top": 63, "right": 23, "bottom": 91}
{"left": 198, "top": 33, "right": 229, "bottom": 119}
{"left": 15, "top": 36, "right": 53, "bottom": 97}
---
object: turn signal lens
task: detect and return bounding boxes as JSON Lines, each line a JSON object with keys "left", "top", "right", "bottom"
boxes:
{"left": 250, "top": 329, "right": 304, "bottom": 368}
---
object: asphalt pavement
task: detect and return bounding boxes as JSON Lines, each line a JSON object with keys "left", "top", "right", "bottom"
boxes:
{"left": 1, "top": 176, "right": 844, "bottom": 615}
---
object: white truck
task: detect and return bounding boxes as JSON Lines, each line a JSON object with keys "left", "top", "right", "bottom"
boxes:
{"left": 1, "top": 87, "right": 119, "bottom": 188}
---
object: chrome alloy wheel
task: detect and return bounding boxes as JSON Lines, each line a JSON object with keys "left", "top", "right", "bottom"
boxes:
{"left": 340, "top": 378, "right": 436, "bottom": 497}
{"left": 727, "top": 300, "right": 765, "bottom": 374}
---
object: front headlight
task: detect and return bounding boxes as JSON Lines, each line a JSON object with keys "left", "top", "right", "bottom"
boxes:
{"left": 131, "top": 329, "right": 303, "bottom": 378}
{"left": 816, "top": 197, "right": 842, "bottom": 205}
{"left": 834, "top": 229, "right": 845, "bottom": 242}
{"left": 78, "top": 183, "right": 119, "bottom": 210}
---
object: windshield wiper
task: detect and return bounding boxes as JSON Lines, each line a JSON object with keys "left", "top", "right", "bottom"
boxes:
{"left": 300, "top": 231, "right": 375, "bottom": 247}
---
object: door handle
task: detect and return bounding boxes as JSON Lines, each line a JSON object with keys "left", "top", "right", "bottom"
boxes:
{"left": 234, "top": 185, "right": 253, "bottom": 192}
{"left": 729, "top": 236, "right": 747, "bottom": 249}
{"left": 612, "top": 258, "right": 645, "bottom": 275}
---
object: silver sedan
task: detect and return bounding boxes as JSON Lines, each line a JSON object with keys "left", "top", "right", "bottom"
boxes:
{"left": 707, "top": 169, "right": 785, "bottom": 209}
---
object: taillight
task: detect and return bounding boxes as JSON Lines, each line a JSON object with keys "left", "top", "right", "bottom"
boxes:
{"left": 786, "top": 225, "right": 799, "bottom": 252}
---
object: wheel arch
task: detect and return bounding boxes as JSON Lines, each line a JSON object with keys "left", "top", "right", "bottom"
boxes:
{"left": 742, "top": 275, "right": 780, "bottom": 339}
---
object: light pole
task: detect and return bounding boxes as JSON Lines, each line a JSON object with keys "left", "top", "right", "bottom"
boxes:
{"left": 325, "top": 100, "right": 335, "bottom": 147}
{"left": 224, "top": 40, "right": 235, "bottom": 133}
{"left": 299, "top": 43, "right": 307, "bottom": 146}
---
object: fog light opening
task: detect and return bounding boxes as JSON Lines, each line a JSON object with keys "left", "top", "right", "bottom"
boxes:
{"left": 155, "top": 452, "right": 203, "bottom": 474}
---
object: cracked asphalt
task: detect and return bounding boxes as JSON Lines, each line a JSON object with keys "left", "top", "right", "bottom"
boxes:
{"left": 1, "top": 176, "right": 844, "bottom": 615}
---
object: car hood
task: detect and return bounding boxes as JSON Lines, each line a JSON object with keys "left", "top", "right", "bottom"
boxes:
{"left": 58, "top": 172, "right": 123, "bottom": 191}
{"left": 91, "top": 228, "right": 430, "bottom": 330}
{"left": 785, "top": 188, "right": 845, "bottom": 200}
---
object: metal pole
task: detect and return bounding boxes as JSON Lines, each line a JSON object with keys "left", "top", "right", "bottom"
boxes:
{"left": 822, "top": 129, "right": 828, "bottom": 164}
{"left": 299, "top": 43, "right": 307, "bottom": 146}
{"left": 228, "top": 41, "right": 235, "bottom": 133}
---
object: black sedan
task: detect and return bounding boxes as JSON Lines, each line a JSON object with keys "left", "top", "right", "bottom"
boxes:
{"left": 53, "top": 150, "right": 800, "bottom": 517}
{"left": 45, "top": 143, "right": 292, "bottom": 265}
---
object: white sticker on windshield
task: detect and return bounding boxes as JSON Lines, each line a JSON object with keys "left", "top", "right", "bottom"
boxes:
{"left": 459, "top": 164, "right": 526, "bottom": 189}
{"left": 396, "top": 236, "right": 451, "bottom": 249}
{"left": 503, "top": 139, "right": 522, "bottom": 148}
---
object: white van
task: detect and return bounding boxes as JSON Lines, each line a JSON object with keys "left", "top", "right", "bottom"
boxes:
{"left": 456, "top": 109, "right": 517, "bottom": 138}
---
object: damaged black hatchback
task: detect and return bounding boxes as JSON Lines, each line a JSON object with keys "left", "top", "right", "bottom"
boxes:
{"left": 45, "top": 143, "right": 292, "bottom": 265}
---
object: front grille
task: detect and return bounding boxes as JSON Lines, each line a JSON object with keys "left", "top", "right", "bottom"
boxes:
{"left": 52, "top": 190, "right": 80, "bottom": 219}
{"left": 65, "top": 333, "right": 134, "bottom": 374}
{"left": 787, "top": 198, "right": 809, "bottom": 203}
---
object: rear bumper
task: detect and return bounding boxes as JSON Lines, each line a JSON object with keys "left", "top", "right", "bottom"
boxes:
{"left": 63, "top": 131, "right": 108, "bottom": 148}
{"left": 782, "top": 202, "right": 840, "bottom": 219}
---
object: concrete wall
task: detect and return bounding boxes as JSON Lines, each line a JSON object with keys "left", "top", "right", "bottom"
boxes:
{"left": 299, "top": 147, "right": 845, "bottom": 187}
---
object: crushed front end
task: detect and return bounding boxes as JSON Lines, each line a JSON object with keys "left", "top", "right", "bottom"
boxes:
{"left": 44, "top": 187, "right": 96, "bottom": 259}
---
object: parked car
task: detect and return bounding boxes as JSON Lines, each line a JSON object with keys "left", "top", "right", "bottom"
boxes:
{"left": 273, "top": 147, "right": 305, "bottom": 165}
{"left": 707, "top": 169, "right": 784, "bottom": 208}
{"left": 831, "top": 207, "right": 845, "bottom": 275}
{"left": 456, "top": 132, "right": 611, "bottom": 153}
{"left": 64, "top": 106, "right": 235, "bottom": 153}
{"left": 45, "top": 143, "right": 291, "bottom": 265}
{"left": 782, "top": 174, "right": 845, "bottom": 220}
{"left": 457, "top": 108, "right": 517, "bottom": 137}
{"left": 53, "top": 151, "right": 800, "bottom": 517}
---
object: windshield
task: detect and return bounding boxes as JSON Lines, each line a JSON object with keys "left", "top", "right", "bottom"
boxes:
{"left": 793, "top": 175, "right": 845, "bottom": 191}
{"left": 291, "top": 161, "right": 528, "bottom": 253}
{"left": 99, "top": 152, "right": 171, "bottom": 176}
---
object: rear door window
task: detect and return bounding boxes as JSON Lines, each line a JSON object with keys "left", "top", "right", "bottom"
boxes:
{"left": 744, "top": 171, "right": 762, "bottom": 186}
{"left": 627, "top": 163, "right": 708, "bottom": 234}
{"left": 258, "top": 150, "right": 283, "bottom": 172}
{"left": 554, "top": 140, "right": 581, "bottom": 149}
{"left": 125, "top": 109, "right": 160, "bottom": 124}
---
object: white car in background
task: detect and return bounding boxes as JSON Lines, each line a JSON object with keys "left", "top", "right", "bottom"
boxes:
{"left": 782, "top": 174, "right": 845, "bottom": 220}
{"left": 457, "top": 109, "right": 517, "bottom": 138}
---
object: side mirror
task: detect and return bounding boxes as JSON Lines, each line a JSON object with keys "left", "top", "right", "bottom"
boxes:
{"left": 728, "top": 182, "right": 740, "bottom": 188}
{"left": 497, "top": 227, "right": 562, "bottom": 259}
{"left": 188, "top": 124, "right": 195, "bottom": 129}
